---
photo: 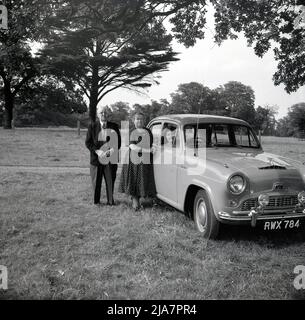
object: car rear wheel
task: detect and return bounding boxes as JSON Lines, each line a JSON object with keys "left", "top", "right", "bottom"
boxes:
{"left": 193, "top": 190, "right": 219, "bottom": 239}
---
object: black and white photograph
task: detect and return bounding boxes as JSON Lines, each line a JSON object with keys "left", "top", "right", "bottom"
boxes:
{"left": 1, "top": 0, "right": 305, "bottom": 303}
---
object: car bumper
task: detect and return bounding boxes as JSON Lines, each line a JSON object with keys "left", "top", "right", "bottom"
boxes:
{"left": 218, "top": 209, "right": 305, "bottom": 225}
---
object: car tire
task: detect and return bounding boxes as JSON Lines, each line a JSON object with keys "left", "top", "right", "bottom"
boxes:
{"left": 193, "top": 190, "right": 219, "bottom": 239}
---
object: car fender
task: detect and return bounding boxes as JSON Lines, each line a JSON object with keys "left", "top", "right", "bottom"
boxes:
{"left": 183, "top": 179, "right": 221, "bottom": 219}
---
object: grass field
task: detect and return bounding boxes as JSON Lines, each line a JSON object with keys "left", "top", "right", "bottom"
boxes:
{"left": 0, "top": 128, "right": 305, "bottom": 300}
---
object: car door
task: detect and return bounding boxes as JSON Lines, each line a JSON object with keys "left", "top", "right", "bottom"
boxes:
{"left": 153, "top": 122, "right": 180, "bottom": 205}
{"left": 149, "top": 122, "right": 164, "bottom": 197}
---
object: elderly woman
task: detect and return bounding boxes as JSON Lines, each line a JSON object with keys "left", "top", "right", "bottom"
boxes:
{"left": 119, "top": 112, "right": 156, "bottom": 210}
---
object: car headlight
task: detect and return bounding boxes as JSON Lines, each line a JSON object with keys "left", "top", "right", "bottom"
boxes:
{"left": 258, "top": 194, "right": 270, "bottom": 207}
{"left": 228, "top": 175, "right": 246, "bottom": 195}
{"left": 298, "top": 191, "right": 305, "bottom": 205}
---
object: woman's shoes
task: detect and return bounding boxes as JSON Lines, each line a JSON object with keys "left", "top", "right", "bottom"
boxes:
{"left": 132, "top": 203, "right": 140, "bottom": 211}
{"left": 131, "top": 196, "right": 145, "bottom": 211}
{"left": 133, "top": 204, "right": 144, "bottom": 211}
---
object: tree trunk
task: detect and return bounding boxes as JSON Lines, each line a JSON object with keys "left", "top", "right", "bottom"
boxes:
{"left": 89, "top": 63, "right": 99, "bottom": 122}
{"left": 89, "top": 93, "right": 98, "bottom": 122}
{"left": 3, "top": 88, "right": 14, "bottom": 129}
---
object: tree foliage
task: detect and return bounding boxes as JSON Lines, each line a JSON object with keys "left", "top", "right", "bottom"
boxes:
{"left": 0, "top": 0, "right": 55, "bottom": 128}
{"left": 255, "top": 105, "right": 278, "bottom": 135}
{"left": 161, "top": 81, "right": 255, "bottom": 125}
{"left": 168, "top": 82, "right": 220, "bottom": 115}
{"left": 276, "top": 116, "right": 293, "bottom": 137}
{"left": 14, "top": 77, "right": 87, "bottom": 126}
{"left": 40, "top": 0, "right": 208, "bottom": 121}
{"left": 211, "top": 0, "right": 305, "bottom": 93}
{"left": 130, "top": 100, "right": 165, "bottom": 127}
{"left": 287, "top": 102, "right": 305, "bottom": 137}
{"left": 218, "top": 81, "right": 256, "bottom": 125}
{"left": 275, "top": 103, "right": 305, "bottom": 138}
{"left": 108, "top": 101, "right": 130, "bottom": 126}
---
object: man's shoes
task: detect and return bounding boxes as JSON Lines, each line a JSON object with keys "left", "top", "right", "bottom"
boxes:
{"left": 95, "top": 201, "right": 116, "bottom": 206}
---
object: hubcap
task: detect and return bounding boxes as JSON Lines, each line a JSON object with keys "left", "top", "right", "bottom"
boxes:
{"left": 196, "top": 199, "right": 207, "bottom": 233}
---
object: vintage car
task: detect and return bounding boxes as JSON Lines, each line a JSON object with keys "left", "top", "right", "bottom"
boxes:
{"left": 148, "top": 114, "right": 305, "bottom": 239}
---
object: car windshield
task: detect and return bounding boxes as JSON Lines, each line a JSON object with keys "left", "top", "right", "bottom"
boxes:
{"left": 184, "top": 123, "right": 260, "bottom": 149}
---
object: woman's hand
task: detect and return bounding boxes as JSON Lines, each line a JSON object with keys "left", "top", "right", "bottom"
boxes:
{"left": 129, "top": 144, "right": 142, "bottom": 153}
{"left": 105, "top": 148, "right": 114, "bottom": 157}
{"left": 96, "top": 149, "right": 107, "bottom": 159}
{"left": 151, "top": 144, "right": 157, "bottom": 154}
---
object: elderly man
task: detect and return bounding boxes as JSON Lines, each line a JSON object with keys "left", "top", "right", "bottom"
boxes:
{"left": 85, "top": 105, "right": 121, "bottom": 205}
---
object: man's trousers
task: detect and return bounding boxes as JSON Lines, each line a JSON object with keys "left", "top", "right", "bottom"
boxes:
{"left": 90, "top": 164, "right": 116, "bottom": 204}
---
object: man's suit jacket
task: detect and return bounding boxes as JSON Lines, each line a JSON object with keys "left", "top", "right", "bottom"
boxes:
{"left": 85, "top": 120, "right": 121, "bottom": 166}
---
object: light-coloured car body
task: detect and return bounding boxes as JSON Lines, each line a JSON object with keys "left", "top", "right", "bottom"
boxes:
{"left": 148, "top": 114, "right": 305, "bottom": 238}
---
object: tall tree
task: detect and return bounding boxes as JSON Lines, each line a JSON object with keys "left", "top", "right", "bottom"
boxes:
{"left": 40, "top": 0, "right": 208, "bottom": 122}
{"left": 0, "top": 0, "right": 54, "bottom": 129}
{"left": 218, "top": 81, "right": 256, "bottom": 125}
{"left": 0, "top": 45, "right": 39, "bottom": 128}
{"left": 161, "top": 81, "right": 256, "bottom": 119}
{"left": 287, "top": 102, "right": 305, "bottom": 137}
{"left": 276, "top": 116, "right": 293, "bottom": 137}
{"left": 211, "top": 0, "right": 305, "bottom": 93}
{"left": 109, "top": 101, "right": 130, "bottom": 126}
{"left": 255, "top": 105, "right": 278, "bottom": 135}
{"left": 168, "top": 82, "right": 226, "bottom": 115}
{"left": 131, "top": 100, "right": 164, "bottom": 126}
{"left": 14, "top": 77, "right": 87, "bottom": 127}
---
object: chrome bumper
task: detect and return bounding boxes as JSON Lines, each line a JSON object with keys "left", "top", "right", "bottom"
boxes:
{"left": 218, "top": 210, "right": 305, "bottom": 226}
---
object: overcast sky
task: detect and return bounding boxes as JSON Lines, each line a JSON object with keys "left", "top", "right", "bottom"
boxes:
{"left": 101, "top": 8, "right": 305, "bottom": 120}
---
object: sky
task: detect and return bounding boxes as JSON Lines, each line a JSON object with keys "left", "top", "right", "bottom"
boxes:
{"left": 101, "top": 7, "right": 305, "bottom": 120}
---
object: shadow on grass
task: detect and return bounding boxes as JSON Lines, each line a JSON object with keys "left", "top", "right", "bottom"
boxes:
{"left": 140, "top": 198, "right": 176, "bottom": 211}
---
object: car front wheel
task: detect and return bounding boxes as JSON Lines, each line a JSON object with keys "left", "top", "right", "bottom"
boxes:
{"left": 193, "top": 190, "right": 219, "bottom": 239}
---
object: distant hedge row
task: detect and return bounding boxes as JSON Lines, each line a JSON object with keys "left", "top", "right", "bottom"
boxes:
{"left": 0, "top": 110, "right": 90, "bottom": 129}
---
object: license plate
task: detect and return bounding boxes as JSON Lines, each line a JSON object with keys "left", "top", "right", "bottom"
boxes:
{"left": 263, "top": 219, "right": 300, "bottom": 231}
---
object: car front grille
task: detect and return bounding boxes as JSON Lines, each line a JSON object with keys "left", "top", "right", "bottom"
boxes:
{"left": 241, "top": 195, "right": 299, "bottom": 211}
{"left": 259, "top": 165, "right": 286, "bottom": 170}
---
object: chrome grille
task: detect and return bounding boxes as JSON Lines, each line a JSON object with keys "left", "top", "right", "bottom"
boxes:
{"left": 241, "top": 195, "right": 299, "bottom": 211}
{"left": 259, "top": 165, "right": 286, "bottom": 170}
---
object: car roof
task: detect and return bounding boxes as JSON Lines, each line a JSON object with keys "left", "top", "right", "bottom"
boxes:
{"left": 150, "top": 114, "right": 250, "bottom": 126}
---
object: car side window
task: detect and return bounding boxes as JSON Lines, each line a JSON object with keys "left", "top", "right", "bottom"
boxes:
{"left": 248, "top": 129, "right": 259, "bottom": 148}
{"left": 233, "top": 126, "right": 259, "bottom": 148}
{"left": 234, "top": 126, "right": 249, "bottom": 146}
{"left": 185, "top": 126, "right": 195, "bottom": 148}
{"left": 162, "top": 123, "right": 180, "bottom": 148}
{"left": 150, "top": 123, "right": 163, "bottom": 146}
{"left": 213, "top": 124, "right": 230, "bottom": 146}
{"left": 184, "top": 124, "right": 207, "bottom": 148}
